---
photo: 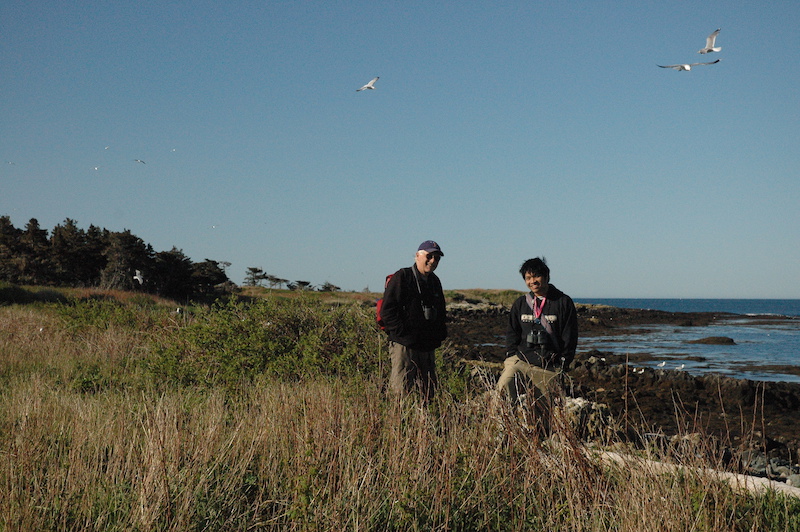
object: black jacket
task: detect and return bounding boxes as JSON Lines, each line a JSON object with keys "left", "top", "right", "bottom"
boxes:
{"left": 381, "top": 265, "right": 447, "bottom": 350}
{"left": 506, "top": 284, "right": 578, "bottom": 369}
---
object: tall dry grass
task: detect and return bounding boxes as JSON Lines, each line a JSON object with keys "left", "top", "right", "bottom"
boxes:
{"left": 1, "top": 299, "right": 799, "bottom": 530}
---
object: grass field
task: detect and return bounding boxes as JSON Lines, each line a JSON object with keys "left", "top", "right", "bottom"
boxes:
{"left": 1, "top": 283, "right": 799, "bottom": 530}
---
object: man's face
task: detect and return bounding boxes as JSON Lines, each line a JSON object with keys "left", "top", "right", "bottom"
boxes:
{"left": 524, "top": 272, "right": 549, "bottom": 297}
{"left": 415, "top": 251, "right": 441, "bottom": 276}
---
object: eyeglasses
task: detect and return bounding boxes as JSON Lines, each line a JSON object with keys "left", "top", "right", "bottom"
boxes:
{"left": 423, "top": 253, "right": 441, "bottom": 261}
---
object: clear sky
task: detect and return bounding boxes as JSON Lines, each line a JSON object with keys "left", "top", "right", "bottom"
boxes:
{"left": 3, "top": 1, "right": 798, "bottom": 298}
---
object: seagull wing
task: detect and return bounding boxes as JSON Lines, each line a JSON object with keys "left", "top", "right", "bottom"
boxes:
{"left": 698, "top": 28, "right": 721, "bottom": 53}
{"left": 657, "top": 64, "right": 683, "bottom": 70}
{"left": 706, "top": 28, "right": 720, "bottom": 48}
{"left": 356, "top": 77, "right": 379, "bottom": 91}
{"left": 689, "top": 59, "right": 720, "bottom": 67}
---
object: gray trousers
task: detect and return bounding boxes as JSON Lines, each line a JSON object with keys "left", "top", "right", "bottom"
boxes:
{"left": 389, "top": 341, "right": 437, "bottom": 401}
{"left": 496, "top": 354, "right": 559, "bottom": 404}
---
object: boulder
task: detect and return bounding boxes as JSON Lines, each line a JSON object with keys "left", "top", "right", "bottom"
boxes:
{"left": 686, "top": 336, "right": 736, "bottom": 345}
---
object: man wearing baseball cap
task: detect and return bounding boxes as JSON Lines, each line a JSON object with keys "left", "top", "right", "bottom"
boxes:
{"left": 380, "top": 240, "right": 448, "bottom": 402}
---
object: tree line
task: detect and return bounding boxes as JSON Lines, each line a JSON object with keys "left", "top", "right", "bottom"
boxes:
{"left": 0, "top": 216, "right": 230, "bottom": 301}
{"left": 242, "top": 267, "right": 340, "bottom": 292}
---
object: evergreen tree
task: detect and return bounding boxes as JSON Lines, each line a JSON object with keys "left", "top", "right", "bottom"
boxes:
{"left": 51, "top": 218, "right": 87, "bottom": 285}
{"left": 191, "top": 259, "right": 229, "bottom": 295}
{"left": 244, "top": 267, "right": 265, "bottom": 286}
{"left": 100, "top": 230, "right": 154, "bottom": 290}
{"left": 318, "top": 281, "right": 341, "bottom": 292}
{"left": 0, "top": 216, "right": 23, "bottom": 283}
{"left": 81, "top": 225, "right": 109, "bottom": 285}
{"left": 153, "top": 247, "right": 194, "bottom": 300}
{"left": 14, "top": 219, "right": 51, "bottom": 284}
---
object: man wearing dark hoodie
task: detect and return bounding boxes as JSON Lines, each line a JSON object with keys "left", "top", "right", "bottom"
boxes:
{"left": 380, "top": 240, "right": 447, "bottom": 402}
{"left": 498, "top": 257, "right": 578, "bottom": 408}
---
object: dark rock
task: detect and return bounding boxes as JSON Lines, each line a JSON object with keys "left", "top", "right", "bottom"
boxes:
{"left": 447, "top": 303, "right": 800, "bottom": 462}
{"left": 687, "top": 336, "right": 736, "bottom": 345}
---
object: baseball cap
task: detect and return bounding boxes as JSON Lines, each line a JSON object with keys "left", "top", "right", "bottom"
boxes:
{"left": 418, "top": 240, "right": 444, "bottom": 256}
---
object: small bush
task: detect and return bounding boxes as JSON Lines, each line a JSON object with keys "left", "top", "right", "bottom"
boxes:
{"left": 149, "top": 295, "right": 383, "bottom": 387}
{"left": 55, "top": 298, "right": 156, "bottom": 332}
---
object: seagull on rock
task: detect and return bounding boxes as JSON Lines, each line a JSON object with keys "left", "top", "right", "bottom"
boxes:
{"left": 356, "top": 77, "right": 379, "bottom": 91}
{"left": 658, "top": 59, "right": 720, "bottom": 71}
{"left": 656, "top": 361, "right": 667, "bottom": 368}
{"left": 698, "top": 28, "right": 722, "bottom": 54}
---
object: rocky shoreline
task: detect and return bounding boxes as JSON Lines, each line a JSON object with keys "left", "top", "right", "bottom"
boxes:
{"left": 446, "top": 303, "right": 800, "bottom": 473}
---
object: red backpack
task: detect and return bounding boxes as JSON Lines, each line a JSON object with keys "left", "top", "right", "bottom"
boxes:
{"left": 375, "top": 274, "right": 394, "bottom": 330}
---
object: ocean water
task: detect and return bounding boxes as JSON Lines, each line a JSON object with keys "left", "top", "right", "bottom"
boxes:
{"left": 575, "top": 299, "right": 800, "bottom": 317}
{"left": 573, "top": 299, "right": 800, "bottom": 383}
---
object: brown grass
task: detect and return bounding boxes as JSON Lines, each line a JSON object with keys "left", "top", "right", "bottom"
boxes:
{"left": 1, "top": 298, "right": 798, "bottom": 530}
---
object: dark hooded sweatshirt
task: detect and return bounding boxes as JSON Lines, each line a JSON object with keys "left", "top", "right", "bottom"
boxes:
{"left": 506, "top": 284, "right": 578, "bottom": 370}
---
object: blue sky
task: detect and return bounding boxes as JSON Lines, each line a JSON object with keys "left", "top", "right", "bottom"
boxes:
{"left": 2, "top": 1, "right": 798, "bottom": 298}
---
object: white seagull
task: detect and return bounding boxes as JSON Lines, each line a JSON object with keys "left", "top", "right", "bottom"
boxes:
{"left": 656, "top": 361, "right": 667, "bottom": 368}
{"left": 657, "top": 59, "right": 720, "bottom": 71}
{"left": 356, "top": 77, "right": 379, "bottom": 91}
{"left": 134, "top": 159, "right": 146, "bottom": 164}
{"left": 133, "top": 270, "right": 145, "bottom": 285}
{"left": 698, "top": 28, "right": 722, "bottom": 54}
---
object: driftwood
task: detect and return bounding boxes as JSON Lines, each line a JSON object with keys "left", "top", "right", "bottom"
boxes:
{"left": 595, "top": 450, "right": 800, "bottom": 499}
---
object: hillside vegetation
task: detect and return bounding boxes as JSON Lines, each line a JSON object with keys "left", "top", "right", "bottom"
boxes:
{"left": 1, "top": 283, "right": 798, "bottom": 530}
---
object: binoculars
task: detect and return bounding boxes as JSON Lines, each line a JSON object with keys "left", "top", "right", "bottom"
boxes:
{"left": 423, "top": 305, "right": 437, "bottom": 321}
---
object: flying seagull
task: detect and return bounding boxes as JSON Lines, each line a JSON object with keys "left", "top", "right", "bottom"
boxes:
{"left": 133, "top": 270, "right": 145, "bottom": 285}
{"left": 657, "top": 59, "right": 720, "bottom": 71}
{"left": 698, "top": 28, "right": 722, "bottom": 54}
{"left": 356, "top": 77, "right": 379, "bottom": 91}
{"left": 134, "top": 159, "right": 146, "bottom": 164}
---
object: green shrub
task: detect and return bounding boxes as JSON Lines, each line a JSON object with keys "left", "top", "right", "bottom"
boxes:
{"left": 55, "top": 298, "right": 157, "bottom": 332}
{"left": 149, "top": 295, "right": 382, "bottom": 387}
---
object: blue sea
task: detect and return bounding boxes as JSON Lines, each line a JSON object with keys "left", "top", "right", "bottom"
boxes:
{"left": 573, "top": 299, "right": 800, "bottom": 383}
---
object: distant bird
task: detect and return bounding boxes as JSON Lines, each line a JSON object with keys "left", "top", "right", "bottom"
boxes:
{"left": 698, "top": 28, "right": 722, "bottom": 54}
{"left": 134, "top": 159, "right": 146, "bottom": 164}
{"left": 356, "top": 77, "right": 379, "bottom": 91}
{"left": 657, "top": 59, "right": 720, "bottom": 71}
{"left": 656, "top": 361, "right": 667, "bottom": 368}
{"left": 133, "top": 270, "right": 145, "bottom": 285}
{"left": 676, "top": 363, "right": 686, "bottom": 371}
{"left": 634, "top": 367, "right": 645, "bottom": 375}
